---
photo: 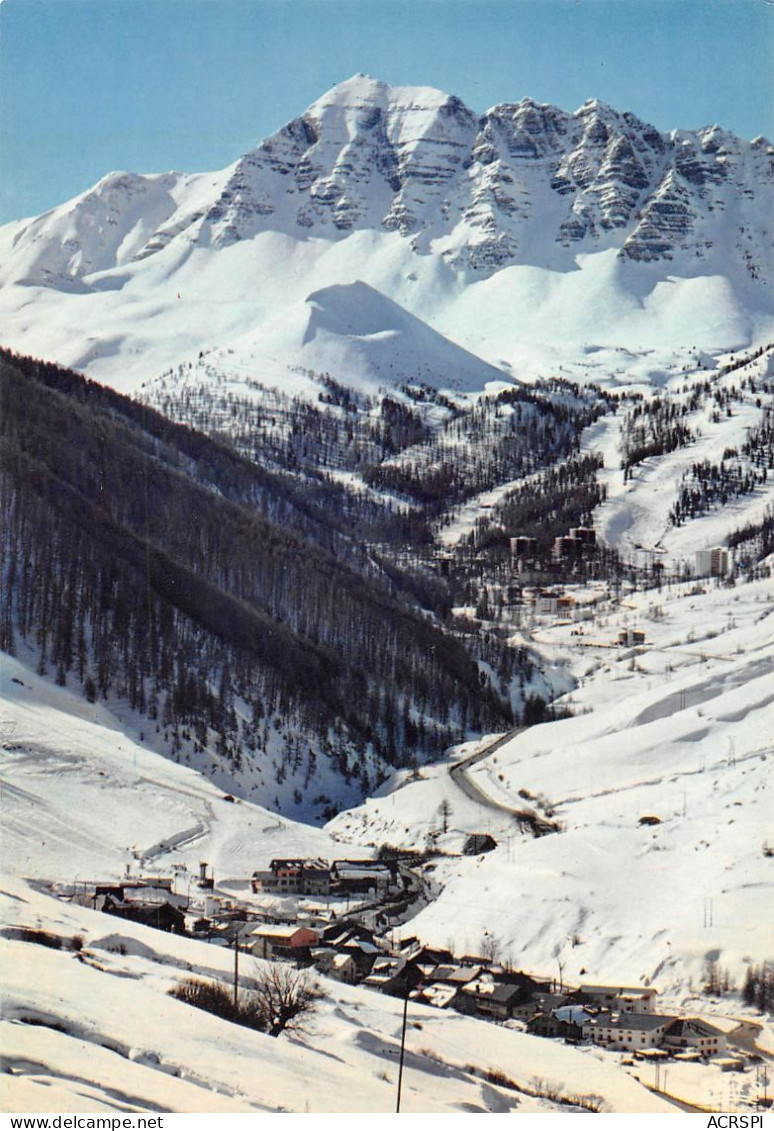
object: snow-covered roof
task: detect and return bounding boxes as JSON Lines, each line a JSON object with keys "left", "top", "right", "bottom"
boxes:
{"left": 584, "top": 1012, "right": 675, "bottom": 1032}
{"left": 269, "top": 858, "right": 330, "bottom": 872}
{"left": 250, "top": 924, "right": 314, "bottom": 940}
{"left": 580, "top": 984, "right": 657, "bottom": 997}
{"left": 332, "top": 953, "right": 354, "bottom": 970}
{"left": 416, "top": 983, "right": 458, "bottom": 1009}
{"left": 461, "top": 981, "right": 520, "bottom": 1004}
{"left": 554, "top": 1005, "right": 593, "bottom": 1025}
{"left": 665, "top": 1017, "right": 725, "bottom": 1038}
{"left": 122, "top": 887, "right": 187, "bottom": 908}
{"left": 431, "top": 964, "right": 481, "bottom": 984}
{"left": 343, "top": 939, "right": 379, "bottom": 954}
{"left": 334, "top": 861, "right": 389, "bottom": 875}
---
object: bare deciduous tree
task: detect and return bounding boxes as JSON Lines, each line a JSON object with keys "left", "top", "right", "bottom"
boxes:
{"left": 249, "top": 964, "right": 322, "bottom": 1037}
{"left": 169, "top": 965, "right": 322, "bottom": 1037}
{"left": 479, "top": 931, "right": 499, "bottom": 964}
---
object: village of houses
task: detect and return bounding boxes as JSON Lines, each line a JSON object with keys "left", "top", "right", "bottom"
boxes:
{"left": 59, "top": 851, "right": 758, "bottom": 1078}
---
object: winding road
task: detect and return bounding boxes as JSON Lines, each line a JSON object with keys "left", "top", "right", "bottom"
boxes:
{"left": 448, "top": 726, "right": 560, "bottom": 837}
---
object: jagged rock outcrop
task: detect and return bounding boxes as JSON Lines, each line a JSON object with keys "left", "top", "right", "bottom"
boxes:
{"left": 179, "top": 77, "right": 772, "bottom": 280}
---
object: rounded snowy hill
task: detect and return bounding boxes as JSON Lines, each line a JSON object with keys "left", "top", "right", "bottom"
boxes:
{"left": 163, "top": 280, "right": 513, "bottom": 401}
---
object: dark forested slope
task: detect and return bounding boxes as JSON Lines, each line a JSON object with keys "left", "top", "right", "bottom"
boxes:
{"left": 0, "top": 349, "right": 516, "bottom": 819}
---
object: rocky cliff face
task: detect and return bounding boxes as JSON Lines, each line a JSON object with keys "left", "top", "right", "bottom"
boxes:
{"left": 4, "top": 75, "right": 772, "bottom": 292}
{"left": 192, "top": 76, "right": 773, "bottom": 279}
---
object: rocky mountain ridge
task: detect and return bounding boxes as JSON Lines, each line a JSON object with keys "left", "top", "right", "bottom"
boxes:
{"left": 3, "top": 74, "right": 772, "bottom": 292}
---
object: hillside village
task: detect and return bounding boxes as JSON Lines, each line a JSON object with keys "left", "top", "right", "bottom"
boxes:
{"left": 55, "top": 854, "right": 764, "bottom": 1077}
{"left": 16, "top": 533, "right": 774, "bottom": 1112}
{"left": 3, "top": 554, "right": 772, "bottom": 1112}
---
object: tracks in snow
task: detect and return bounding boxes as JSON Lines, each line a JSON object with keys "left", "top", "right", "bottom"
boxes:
{"left": 138, "top": 801, "right": 214, "bottom": 864}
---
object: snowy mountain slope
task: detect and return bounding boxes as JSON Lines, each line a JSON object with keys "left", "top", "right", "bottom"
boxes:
{"left": 0, "top": 652, "right": 347, "bottom": 885}
{"left": 0, "top": 653, "right": 673, "bottom": 1114}
{"left": 0, "top": 168, "right": 232, "bottom": 288}
{"left": 290, "top": 280, "right": 511, "bottom": 394}
{"left": 3, "top": 349, "right": 530, "bottom": 822}
{"left": 5, "top": 76, "right": 771, "bottom": 284}
{"left": 584, "top": 344, "right": 774, "bottom": 566}
{"left": 330, "top": 576, "right": 774, "bottom": 999}
{"left": 421, "top": 337, "right": 774, "bottom": 578}
{"left": 0, "top": 75, "right": 772, "bottom": 392}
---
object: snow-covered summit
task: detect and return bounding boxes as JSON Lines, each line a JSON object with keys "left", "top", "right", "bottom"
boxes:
{"left": 306, "top": 72, "right": 463, "bottom": 115}
{"left": 3, "top": 74, "right": 771, "bottom": 283}
{"left": 0, "top": 76, "right": 772, "bottom": 391}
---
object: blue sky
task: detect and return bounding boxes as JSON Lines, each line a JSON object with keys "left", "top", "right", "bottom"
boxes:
{"left": 1, "top": 0, "right": 772, "bottom": 224}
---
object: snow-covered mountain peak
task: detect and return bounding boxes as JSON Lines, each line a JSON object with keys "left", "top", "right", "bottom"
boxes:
{"left": 306, "top": 72, "right": 464, "bottom": 116}
{"left": 306, "top": 278, "right": 415, "bottom": 336}
{"left": 304, "top": 278, "right": 447, "bottom": 338}
{"left": 0, "top": 76, "right": 772, "bottom": 391}
{"left": 575, "top": 96, "right": 618, "bottom": 119}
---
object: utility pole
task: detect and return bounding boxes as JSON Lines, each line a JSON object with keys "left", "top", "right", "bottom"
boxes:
{"left": 756, "top": 1064, "right": 769, "bottom": 1109}
{"left": 233, "top": 925, "right": 241, "bottom": 1011}
{"left": 396, "top": 979, "right": 410, "bottom": 1113}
